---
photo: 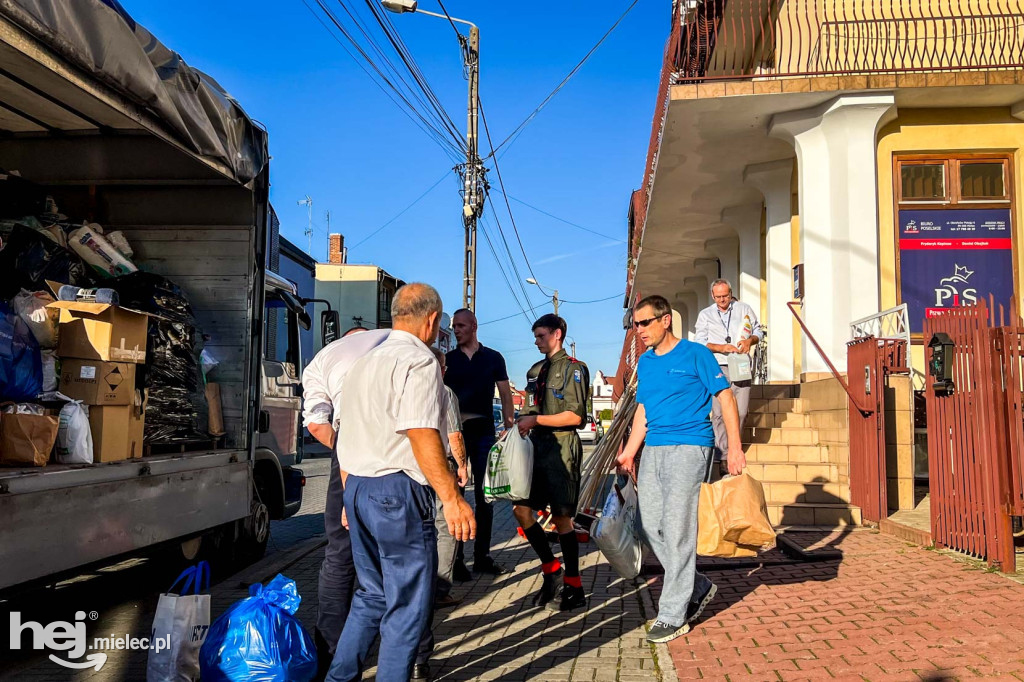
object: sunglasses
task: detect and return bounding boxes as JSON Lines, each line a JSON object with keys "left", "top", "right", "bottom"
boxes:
{"left": 633, "top": 314, "right": 668, "bottom": 329}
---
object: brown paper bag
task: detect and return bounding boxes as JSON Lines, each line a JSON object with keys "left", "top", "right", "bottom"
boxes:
{"left": 718, "top": 473, "right": 777, "bottom": 548}
{"left": 697, "top": 482, "right": 759, "bottom": 557}
{"left": 697, "top": 473, "right": 776, "bottom": 557}
{"left": 0, "top": 411, "right": 59, "bottom": 467}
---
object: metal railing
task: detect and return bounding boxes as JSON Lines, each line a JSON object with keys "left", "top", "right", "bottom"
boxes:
{"left": 674, "top": 0, "right": 1024, "bottom": 83}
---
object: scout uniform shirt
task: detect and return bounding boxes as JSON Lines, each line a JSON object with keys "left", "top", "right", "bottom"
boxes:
{"left": 521, "top": 349, "right": 590, "bottom": 516}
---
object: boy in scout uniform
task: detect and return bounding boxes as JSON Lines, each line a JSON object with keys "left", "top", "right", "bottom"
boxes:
{"left": 514, "top": 313, "right": 591, "bottom": 612}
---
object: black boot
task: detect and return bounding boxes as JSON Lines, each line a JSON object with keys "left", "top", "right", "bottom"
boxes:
{"left": 532, "top": 568, "right": 563, "bottom": 607}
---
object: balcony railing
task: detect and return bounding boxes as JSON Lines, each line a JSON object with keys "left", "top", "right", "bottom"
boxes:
{"left": 674, "top": 0, "right": 1024, "bottom": 83}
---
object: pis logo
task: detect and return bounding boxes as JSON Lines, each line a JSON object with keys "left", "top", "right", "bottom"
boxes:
{"left": 934, "top": 264, "right": 977, "bottom": 308}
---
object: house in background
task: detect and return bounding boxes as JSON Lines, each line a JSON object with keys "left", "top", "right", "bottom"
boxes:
{"left": 314, "top": 233, "right": 405, "bottom": 350}
{"left": 591, "top": 371, "right": 615, "bottom": 424}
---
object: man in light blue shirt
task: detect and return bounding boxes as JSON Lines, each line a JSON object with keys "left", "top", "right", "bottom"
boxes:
{"left": 618, "top": 294, "right": 745, "bottom": 645}
{"left": 694, "top": 278, "right": 761, "bottom": 471}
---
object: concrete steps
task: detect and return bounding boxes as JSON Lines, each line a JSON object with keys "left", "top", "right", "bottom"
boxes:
{"left": 741, "top": 382, "right": 860, "bottom": 529}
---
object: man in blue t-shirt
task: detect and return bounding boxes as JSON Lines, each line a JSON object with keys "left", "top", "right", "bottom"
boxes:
{"left": 617, "top": 294, "right": 746, "bottom": 645}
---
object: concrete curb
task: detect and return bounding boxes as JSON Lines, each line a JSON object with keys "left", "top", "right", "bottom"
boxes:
{"left": 635, "top": 574, "right": 678, "bottom": 682}
{"left": 227, "top": 535, "right": 328, "bottom": 589}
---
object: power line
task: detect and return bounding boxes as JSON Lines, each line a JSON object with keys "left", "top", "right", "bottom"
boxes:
{"left": 351, "top": 171, "right": 452, "bottom": 249}
{"left": 505, "top": 194, "right": 624, "bottom": 242}
{"left": 478, "top": 291, "right": 624, "bottom": 326}
{"left": 478, "top": 215, "right": 533, "bottom": 324}
{"left": 485, "top": 0, "right": 641, "bottom": 158}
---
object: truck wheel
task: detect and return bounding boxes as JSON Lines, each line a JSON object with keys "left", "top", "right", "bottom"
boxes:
{"left": 237, "top": 477, "right": 272, "bottom": 564}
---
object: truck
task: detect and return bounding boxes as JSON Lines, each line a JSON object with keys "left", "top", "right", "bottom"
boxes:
{"left": 0, "top": 1, "right": 322, "bottom": 591}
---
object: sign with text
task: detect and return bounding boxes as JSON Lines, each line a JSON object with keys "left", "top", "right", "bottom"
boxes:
{"left": 898, "top": 208, "right": 1014, "bottom": 333}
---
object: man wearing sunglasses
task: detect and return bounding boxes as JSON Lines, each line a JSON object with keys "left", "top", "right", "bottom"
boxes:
{"left": 617, "top": 294, "right": 745, "bottom": 644}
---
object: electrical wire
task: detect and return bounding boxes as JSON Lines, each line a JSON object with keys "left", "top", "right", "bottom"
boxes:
{"left": 351, "top": 171, "right": 453, "bottom": 249}
{"left": 505, "top": 194, "right": 624, "bottom": 243}
{"left": 479, "top": 215, "right": 533, "bottom": 324}
{"left": 485, "top": 0, "right": 641, "bottom": 158}
{"left": 478, "top": 291, "right": 624, "bottom": 326}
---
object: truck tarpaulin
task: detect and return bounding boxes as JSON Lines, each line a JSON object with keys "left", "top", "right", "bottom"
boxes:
{"left": 0, "top": 0, "right": 268, "bottom": 184}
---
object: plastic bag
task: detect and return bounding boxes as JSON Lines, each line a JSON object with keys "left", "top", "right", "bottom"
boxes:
{"left": 483, "top": 428, "right": 534, "bottom": 501}
{"left": 697, "top": 474, "right": 775, "bottom": 557}
{"left": 106, "top": 230, "right": 134, "bottom": 259}
{"left": 0, "top": 224, "right": 93, "bottom": 300}
{"left": 0, "top": 302, "right": 42, "bottom": 402}
{"left": 41, "top": 351, "right": 58, "bottom": 393}
{"left": 199, "top": 574, "right": 317, "bottom": 682}
{"left": 148, "top": 561, "right": 211, "bottom": 682}
{"left": 12, "top": 289, "right": 58, "bottom": 348}
{"left": 68, "top": 224, "right": 138, "bottom": 279}
{"left": 592, "top": 475, "right": 642, "bottom": 579}
{"left": 56, "top": 400, "right": 92, "bottom": 465}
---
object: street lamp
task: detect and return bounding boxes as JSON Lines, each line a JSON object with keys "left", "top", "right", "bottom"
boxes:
{"left": 382, "top": 0, "right": 482, "bottom": 312}
{"left": 526, "top": 277, "right": 559, "bottom": 316}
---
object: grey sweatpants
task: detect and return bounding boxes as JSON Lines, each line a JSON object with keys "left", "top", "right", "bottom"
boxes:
{"left": 711, "top": 364, "right": 751, "bottom": 460}
{"left": 637, "top": 444, "right": 715, "bottom": 627}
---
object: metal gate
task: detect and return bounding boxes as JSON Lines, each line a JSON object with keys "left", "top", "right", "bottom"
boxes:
{"left": 925, "top": 299, "right": 1022, "bottom": 570}
{"left": 847, "top": 337, "right": 909, "bottom": 523}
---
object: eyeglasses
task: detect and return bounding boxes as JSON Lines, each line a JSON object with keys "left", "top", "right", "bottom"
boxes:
{"left": 633, "top": 314, "right": 668, "bottom": 329}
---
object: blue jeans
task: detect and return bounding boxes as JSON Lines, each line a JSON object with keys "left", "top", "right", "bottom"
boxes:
{"left": 637, "top": 444, "right": 715, "bottom": 627}
{"left": 315, "top": 455, "right": 357, "bottom": 677}
{"left": 326, "top": 473, "right": 438, "bottom": 682}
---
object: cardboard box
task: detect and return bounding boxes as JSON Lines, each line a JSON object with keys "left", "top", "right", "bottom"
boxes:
{"left": 89, "top": 395, "right": 147, "bottom": 462}
{"left": 89, "top": 406, "right": 131, "bottom": 463}
{"left": 48, "top": 300, "right": 148, "bottom": 363}
{"left": 59, "top": 359, "right": 136, "bottom": 406}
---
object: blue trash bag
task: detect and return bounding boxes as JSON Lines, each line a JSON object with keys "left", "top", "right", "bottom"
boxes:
{"left": 199, "top": 574, "right": 317, "bottom": 682}
{"left": 0, "top": 302, "right": 42, "bottom": 401}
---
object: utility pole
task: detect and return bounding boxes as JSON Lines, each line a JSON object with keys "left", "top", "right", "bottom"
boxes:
{"left": 298, "top": 195, "right": 313, "bottom": 255}
{"left": 462, "top": 25, "right": 482, "bottom": 312}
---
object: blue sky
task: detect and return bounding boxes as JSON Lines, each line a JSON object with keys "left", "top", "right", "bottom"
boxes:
{"left": 127, "top": 0, "right": 667, "bottom": 384}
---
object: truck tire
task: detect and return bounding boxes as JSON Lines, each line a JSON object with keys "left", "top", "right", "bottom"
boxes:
{"left": 237, "top": 473, "right": 272, "bottom": 564}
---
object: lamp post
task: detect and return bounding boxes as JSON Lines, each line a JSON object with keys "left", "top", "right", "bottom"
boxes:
{"left": 526, "top": 277, "right": 559, "bottom": 316}
{"left": 382, "top": 0, "right": 482, "bottom": 311}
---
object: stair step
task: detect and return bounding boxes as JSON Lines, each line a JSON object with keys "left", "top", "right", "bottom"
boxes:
{"left": 760, "top": 480, "right": 851, "bottom": 505}
{"left": 743, "top": 444, "right": 828, "bottom": 463}
{"left": 745, "top": 462, "right": 839, "bottom": 483}
{"left": 767, "top": 502, "right": 862, "bottom": 527}
{"left": 748, "top": 412, "right": 811, "bottom": 429}
{"left": 750, "top": 384, "right": 801, "bottom": 400}
{"left": 748, "top": 398, "right": 805, "bottom": 415}
{"left": 743, "top": 427, "right": 819, "bottom": 446}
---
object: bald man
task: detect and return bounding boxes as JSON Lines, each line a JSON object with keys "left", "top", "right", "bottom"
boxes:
{"left": 327, "top": 284, "right": 475, "bottom": 682}
{"left": 444, "top": 309, "right": 514, "bottom": 576}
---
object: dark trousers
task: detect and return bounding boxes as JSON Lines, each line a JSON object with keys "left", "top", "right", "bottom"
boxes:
{"left": 315, "top": 455, "right": 357, "bottom": 678}
{"left": 326, "top": 473, "right": 438, "bottom": 682}
{"left": 459, "top": 419, "right": 497, "bottom": 562}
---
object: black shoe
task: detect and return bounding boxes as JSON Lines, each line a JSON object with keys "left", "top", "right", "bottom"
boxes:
{"left": 686, "top": 582, "right": 717, "bottom": 623}
{"left": 547, "top": 584, "right": 586, "bottom": 612}
{"left": 472, "top": 556, "right": 508, "bottom": 575}
{"left": 647, "top": 619, "right": 690, "bottom": 643}
{"left": 412, "top": 662, "right": 430, "bottom": 680}
{"left": 532, "top": 568, "right": 563, "bottom": 607}
{"left": 452, "top": 562, "right": 472, "bottom": 583}
{"left": 434, "top": 593, "right": 462, "bottom": 609}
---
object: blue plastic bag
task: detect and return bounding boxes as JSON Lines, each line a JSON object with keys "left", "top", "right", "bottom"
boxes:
{"left": 199, "top": 574, "right": 316, "bottom": 682}
{"left": 0, "top": 302, "right": 42, "bottom": 401}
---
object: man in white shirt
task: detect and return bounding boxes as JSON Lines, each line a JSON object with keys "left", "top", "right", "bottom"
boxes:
{"left": 694, "top": 279, "right": 762, "bottom": 472}
{"left": 301, "top": 325, "right": 390, "bottom": 678}
{"left": 326, "top": 283, "right": 475, "bottom": 682}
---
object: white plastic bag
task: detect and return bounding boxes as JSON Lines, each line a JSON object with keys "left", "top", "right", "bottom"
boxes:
{"left": 593, "top": 476, "right": 643, "bottom": 579}
{"left": 148, "top": 561, "right": 211, "bottom": 682}
{"left": 68, "top": 224, "right": 138, "bottom": 278}
{"left": 56, "top": 400, "right": 93, "bottom": 464}
{"left": 106, "top": 230, "right": 134, "bottom": 259}
{"left": 483, "top": 428, "right": 533, "bottom": 501}
{"left": 12, "top": 288, "right": 58, "bottom": 348}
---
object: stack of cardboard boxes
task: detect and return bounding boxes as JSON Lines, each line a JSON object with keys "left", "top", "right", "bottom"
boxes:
{"left": 48, "top": 296, "right": 149, "bottom": 462}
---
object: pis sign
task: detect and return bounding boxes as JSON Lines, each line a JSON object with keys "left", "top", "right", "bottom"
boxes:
{"left": 898, "top": 208, "right": 1014, "bottom": 333}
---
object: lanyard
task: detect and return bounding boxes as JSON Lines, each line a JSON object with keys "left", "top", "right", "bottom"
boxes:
{"left": 718, "top": 306, "right": 733, "bottom": 344}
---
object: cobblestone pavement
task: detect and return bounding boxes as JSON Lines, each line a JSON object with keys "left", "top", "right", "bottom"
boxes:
{"left": 662, "top": 529, "right": 1024, "bottom": 681}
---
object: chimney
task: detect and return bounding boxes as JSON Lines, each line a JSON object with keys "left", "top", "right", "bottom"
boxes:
{"left": 328, "top": 233, "right": 345, "bottom": 264}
